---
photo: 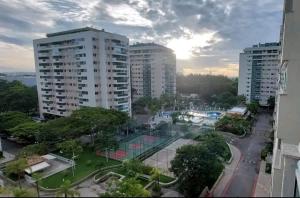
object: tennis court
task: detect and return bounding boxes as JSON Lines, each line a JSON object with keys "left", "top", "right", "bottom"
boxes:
{"left": 96, "top": 134, "right": 168, "bottom": 161}
{"left": 143, "top": 138, "right": 198, "bottom": 176}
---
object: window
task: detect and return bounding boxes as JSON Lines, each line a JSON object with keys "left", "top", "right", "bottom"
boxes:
{"left": 285, "top": 0, "right": 293, "bottom": 13}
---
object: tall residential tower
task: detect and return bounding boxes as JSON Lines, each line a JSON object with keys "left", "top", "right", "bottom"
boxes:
{"left": 238, "top": 42, "right": 280, "bottom": 106}
{"left": 271, "top": 0, "right": 300, "bottom": 196}
{"left": 129, "top": 43, "right": 176, "bottom": 101}
{"left": 33, "top": 27, "right": 131, "bottom": 118}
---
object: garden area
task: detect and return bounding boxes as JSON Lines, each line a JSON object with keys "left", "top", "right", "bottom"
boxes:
{"left": 94, "top": 159, "right": 176, "bottom": 197}
{"left": 215, "top": 115, "right": 251, "bottom": 136}
{"left": 40, "top": 148, "right": 121, "bottom": 189}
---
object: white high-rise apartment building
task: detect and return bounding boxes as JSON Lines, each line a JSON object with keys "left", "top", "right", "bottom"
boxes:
{"left": 238, "top": 42, "right": 280, "bottom": 106}
{"left": 129, "top": 43, "right": 176, "bottom": 101}
{"left": 271, "top": 0, "right": 300, "bottom": 196}
{"left": 33, "top": 27, "right": 131, "bottom": 118}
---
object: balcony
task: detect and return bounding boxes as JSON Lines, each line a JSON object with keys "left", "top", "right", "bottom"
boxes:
{"left": 115, "top": 94, "right": 129, "bottom": 99}
{"left": 55, "top": 85, "right": 65, "bottom": 90}
{"left": 55, "top": 98, "right": 66, "bottom": 103}
{"left": 113, "top": 87, "right": 128, "bottom": 92}
{"left": 112, "top": 58, "right": 127, "bottom": 63}
{"left": 55, "top": 91, "right": 66, "bottom": 97}
{"left": 113, "top": 72, "right": 128, "bottom": 77}
{"left": 113, "top": 80, "right": 129, "bottom": 85}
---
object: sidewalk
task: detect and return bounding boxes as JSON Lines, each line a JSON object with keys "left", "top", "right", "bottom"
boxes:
{"left": 254, "top": 161, "right": 271, "bottom": 197}
{"left": 212, "top": 144, "right": 241, "bottom": 197}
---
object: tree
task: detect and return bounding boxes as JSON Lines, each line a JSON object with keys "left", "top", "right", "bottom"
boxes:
{"left": 102, "top": 177, "right": 150, "bottom": 197}
{"left": 170, "top": 144, "right": 224, "bottom": 197}
{"left": 12, "top": 187, "right": 36, "bottom": 197}
{"left": 32, "top": 173, "right": 42, "bottom": 197}
{"left": 0, "top": 111, "right": 32, "bottom": 133}
{"left": 176, "top": 74, "right": 238, "bottom": 106}
{"left": 18, "top": 143, "right": 48, "bottom": 158}
{"left": 56, "top": 140, "right": 83, "bottom": 158}
{"left": 5, "top": 158, "right": 28, "bottom": 188}
{"left": 247, "top": 101, "right": 259, "bottom": 114}
{"left": 0, "top": 80, "right": 38, "bottom": 114}
{"left": 171, "top": 112, "right": 180, "bottom": 124}
{"left": 122, "top": 159, "right": 143, "bottom": 177}
{"left": 150, "top": 168, "right": 162, "bottom": 196}
{"left": 215, "top": 116, "right": 250, "bottom": 136}
{"left": 197, "top": 133, "right": 231, "bottom": 161}
{"left": 8, "top": 121, "right": 41, "bottom": 144}
{"left": 56, "top": 180, "right": 80, "bottom": 198}
{"left": 237, "top": 95, "right": 246, "bottom": 105}
{"left": 70, "top": 107, "right": 129, "bottom": 148}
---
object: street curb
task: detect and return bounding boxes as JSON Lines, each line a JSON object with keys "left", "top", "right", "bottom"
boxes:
{"left": 251, "top": 161, "right": 261, "bottom": 197}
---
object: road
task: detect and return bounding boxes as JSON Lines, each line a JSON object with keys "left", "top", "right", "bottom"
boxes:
{"left": 1, "top": 137, "right": 23, "bottom": 155}
{"left": 222, "top": 112, "right": 272, "bottom": 197}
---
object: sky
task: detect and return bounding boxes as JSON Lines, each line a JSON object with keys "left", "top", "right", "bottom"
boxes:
{"left": 0, "top": 0, "right": 283, "bottom": 77}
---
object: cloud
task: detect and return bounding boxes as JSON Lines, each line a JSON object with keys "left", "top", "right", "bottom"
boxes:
{"left": 0, "top": 0, "right": 283, "bottom": 76}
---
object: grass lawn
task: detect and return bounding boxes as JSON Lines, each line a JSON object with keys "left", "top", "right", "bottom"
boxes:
{"left": 40, "top": 148, "right": 120, "bottom": 189}
{"left": 159, "top": 174, "right": 175, "bottom": 183}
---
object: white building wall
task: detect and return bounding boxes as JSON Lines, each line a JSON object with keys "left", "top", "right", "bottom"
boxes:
{"left": 129, "top": 43, "right": 176, "bottom": 102}
{"left": 271, "top": 0, "right": 300, "bottom": 197}
{"left": 238, "top": 43, "right": 280, "bottom": 106}
{"left": 238, "top": 53, "right": 251, "bottom": 103}
{"left": 33, "top": 27, "right": 131, "bottom": 117}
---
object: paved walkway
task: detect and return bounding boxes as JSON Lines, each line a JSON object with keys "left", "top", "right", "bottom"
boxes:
{"left": 0, "top": 151, "right": 15, "bottom": 164}
{"left": 254, "top": 161, "right": 271, "bottom": 197}
{"left": 212, "top": 144, "right": 241, "bottom": 197}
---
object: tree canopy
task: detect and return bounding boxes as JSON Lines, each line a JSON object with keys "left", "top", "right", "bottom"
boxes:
{"left": 215, "top": 115, "right": 250, "bottom": 135}
{"left": 170, "top": 144, "right": 224, "bottom": 197}
{"left": 176, "top": 74, "right": 238, "bottom": 108}
{"left": 0, "top": 80, "right": 37, "bottom": 114}
{"left": 102, "top": 177, "right": 150, "bottom": 197}
{"left": 0, "top": 111, "right": 32, "bottom": 133}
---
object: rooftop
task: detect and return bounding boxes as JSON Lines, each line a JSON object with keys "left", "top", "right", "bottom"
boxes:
{"left": 46, "top": 27, "right": 105, "bottom": 37}
{"left": 130, "top": 42, "right": 173, "bottom": 51}
{"left": 252, "top": 42, "right": 280, "bottom": 48}
{"left": 227, "top": 106, "right": 247, "bottom": 115}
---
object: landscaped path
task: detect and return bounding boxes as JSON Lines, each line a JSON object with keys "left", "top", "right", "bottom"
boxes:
{"left": 212, "top": 144, "right": 241, "bottom": 197}
{"left": 221, "top": 112, "right": 272, "bottom": 197}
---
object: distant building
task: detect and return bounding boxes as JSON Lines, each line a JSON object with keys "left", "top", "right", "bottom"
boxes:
{"left": 129, "top": 43, "right": 176, "bottom": 101}
{"left": 238, "top": 42, "right": 280, "bottom": 106}
{"left": 33, "top": 27, "right": 131, "bottom": 118}
{"left": 271, "top": 0, "right": 300, "bottom": 196}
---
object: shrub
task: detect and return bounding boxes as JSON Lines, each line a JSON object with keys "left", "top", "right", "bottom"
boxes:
{"left": 18, "top": 143, "right": 48, "bottom": 158}
{"left": 86, "top": 160, "right": 92, "bottom": 166}
{"left": 261, "top": 148, "right": 268, "bottom": 160}
{"left": 152, "top": 182, "right": 162, "bottom": 194}
{"left": 265, "top": 163, "right": 271, "bottom": 174}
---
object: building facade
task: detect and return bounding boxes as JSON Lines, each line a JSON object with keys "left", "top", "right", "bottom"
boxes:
{"left": 33, "top": 27, "right": 131, "bottom": 118}
{"left": 129, "top": 43, "right": 176, "bottom": 101}
{"left": 238, "top": 42, "right": 280, "bottom": 106}
{"left": 271, "top": 0, "right": 300, "bottom": 196}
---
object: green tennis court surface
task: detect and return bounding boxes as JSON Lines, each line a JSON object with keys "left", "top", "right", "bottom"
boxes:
{"left": 96, "top": 135, "right": 167, "bottom": 161}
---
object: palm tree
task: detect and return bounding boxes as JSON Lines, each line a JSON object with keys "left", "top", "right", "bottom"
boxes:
{"left": 150, "top": 168, "right": 162, "bottom": 196}
{"left": 12, "top": 187, "right": 36, "bottom": 197}
{"left": 56, "top": 180, "right": 79, "bottom": 198}
{"left": 32, "top": 172, "right": 42, "bottom": 197}
{"left": 5, "top": 158, "right": 28, "bottom": 188}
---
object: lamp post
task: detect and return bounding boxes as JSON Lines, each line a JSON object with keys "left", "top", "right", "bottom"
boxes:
{"left": 71, "top": 151, "right": 78, "bottom": 177}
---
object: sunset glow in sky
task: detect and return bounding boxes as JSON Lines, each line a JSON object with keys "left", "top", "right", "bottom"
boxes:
{"left": 0, "top": 0, "right": 283, "bottom": 77}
